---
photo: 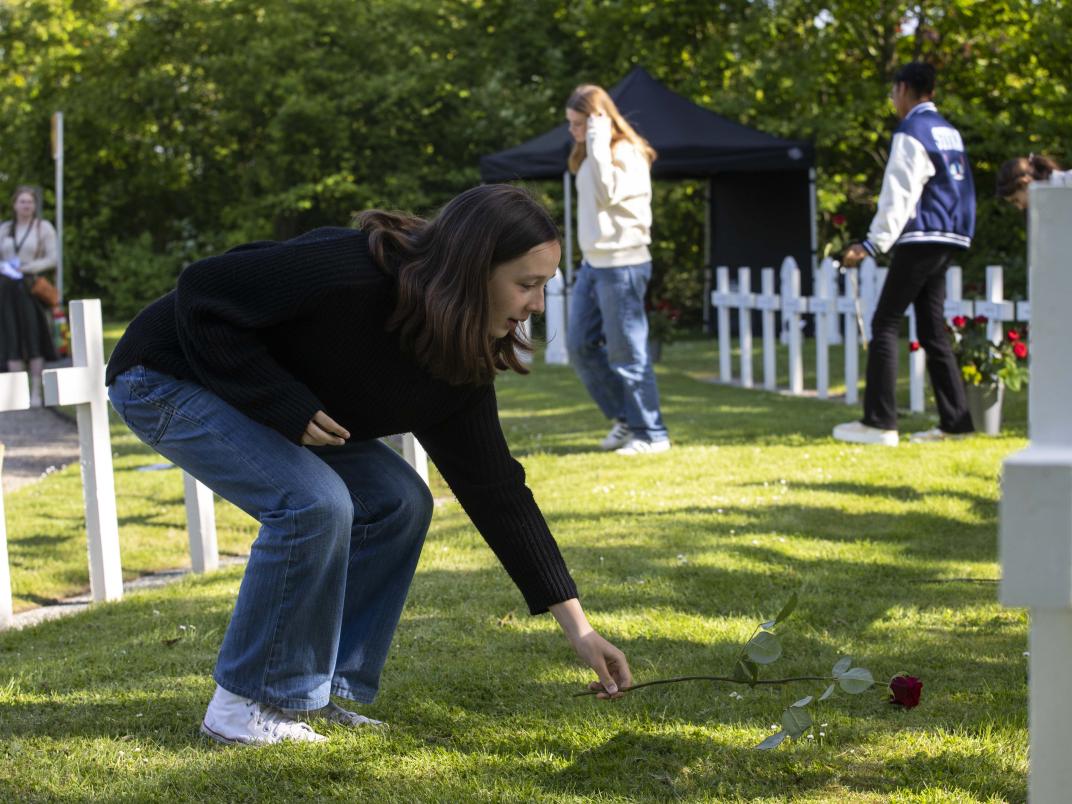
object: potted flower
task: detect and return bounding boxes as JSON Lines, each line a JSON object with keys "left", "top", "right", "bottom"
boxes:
{"left": 646, "top": 298, "right": 681, "bottom": 363}
{"left": 948, "top": 315, "right": 1029, "bottom": 434}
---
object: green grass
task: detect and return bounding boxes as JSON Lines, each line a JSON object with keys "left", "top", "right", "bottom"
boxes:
{"left": 0, "top": 336, "right": 1028, "bottom": 802}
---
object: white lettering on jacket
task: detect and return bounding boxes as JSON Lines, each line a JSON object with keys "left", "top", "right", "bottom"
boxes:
{"left": 931, "top": 127, "right": 964, "bottom": 152}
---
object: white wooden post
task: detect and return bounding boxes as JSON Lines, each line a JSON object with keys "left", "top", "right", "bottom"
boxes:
{"left": 976, "top": 266, "right": 1016, "bottom": 344}
{"left": 907, "top": 307, "right": 925, "bottom": 413}
{"left": 517, "top": 318, "right": 533, "bottom": 366}
{"left": 183, "top": 472, "right": 218, "bottom": 573}
{"left": 943, "top": 266, "right": 973, "bottom": 324}
{"left": 736, "top": 268, "right": 754, "bottom": 388}
{"left": 999, "top": 185, "right": 1072, "bottom": 802}
{"left": 756, "top": 268, "right": 780, "bottom": 391}
{"left": 544, "top": 268, "right": 568, "bottom": 365}
{"left": 42, "top": 300, "right": 123, "bottom": 602}
{"left": 837, "top": 269, "right": 860, "bottom": 405}
{"left": 0, "top": 373, "right": 30, "bottom": 630}
{"left": 780, "top": 257, "right": 805, "bottom": 395}
{"left": 1017, "top": 300, "right": 1031, "bottom": 324}
{"left": 401, "top": 434, "right": 429, "bottom": 485}
{"left": 812, "top": 258, "right": 835, "bottom": 400}
{"left": 712, "top": 266, "right": 733, "bottom": 383}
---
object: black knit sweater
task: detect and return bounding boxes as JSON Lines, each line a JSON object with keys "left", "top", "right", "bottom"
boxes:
{"left": 106, "top": 226, "right": 578, "bottom": 614}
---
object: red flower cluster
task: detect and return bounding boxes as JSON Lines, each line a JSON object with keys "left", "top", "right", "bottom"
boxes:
{"left": 908, "top": 340, "right": 921, "bottom": 352}
{"left": 974, "top": 315, "right": 988, "bottom": 324}
{"left": 951, "top": 315, "right": 967, "bottom": 328}
{"left": 1013, "top": 341, "right": 1028, "bottom": 359}
{"left": 831, "top": 213, "right": 847, "bottom": 227}
{"left": 1007, "top": 329, "right": 1021, "bottom": 341}
{"left": 889, "top": 675, "right": 923, "bottom": 708}
{"left": 651, "top": 299, "right": 681, "bottom": 322}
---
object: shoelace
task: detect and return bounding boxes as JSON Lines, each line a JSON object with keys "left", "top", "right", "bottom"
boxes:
{"left": 246, "top": 700, "right": 316, "bottom": 739}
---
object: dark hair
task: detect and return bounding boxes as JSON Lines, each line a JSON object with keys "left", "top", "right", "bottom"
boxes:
{"left": 892, "top": 62, "right": 936, "bottom": 97}
{"left": 355, "top": 184, "right": 559, "bottom": 386}
{"left": 996, "top": 154, "right": 1061, "bottom": 199}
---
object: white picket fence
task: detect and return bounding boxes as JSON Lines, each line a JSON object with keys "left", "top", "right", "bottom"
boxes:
{"left": 710, "top": 257, "right": 1030, "bottom": 410}
{"left": 0, "top": 299, "right": 429, "bottom": 629}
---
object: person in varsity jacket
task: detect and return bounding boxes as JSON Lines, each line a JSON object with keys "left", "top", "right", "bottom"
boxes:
{"left": 834, "top": 62, "right": 976, "bottom": 447}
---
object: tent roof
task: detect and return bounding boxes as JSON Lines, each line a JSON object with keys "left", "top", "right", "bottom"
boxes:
{"left": 479, "top": 67, "right": 814, "bottom": 182}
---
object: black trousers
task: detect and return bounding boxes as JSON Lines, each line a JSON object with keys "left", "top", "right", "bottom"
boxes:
{"left": 861, "top": 243, "right": 973, "bottom": 433}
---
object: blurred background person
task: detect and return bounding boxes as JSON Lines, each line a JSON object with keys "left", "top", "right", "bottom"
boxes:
{"left": 996, "top": 154, "right": 1070, "bottom": 209}
{"left": 0, "top": 184, "right": 58, "bottom": 407}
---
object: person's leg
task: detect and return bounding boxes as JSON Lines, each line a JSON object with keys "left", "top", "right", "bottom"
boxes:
{"left": 567, "top": 262, "right": 626, "bottom": 422}
{"left": 914, "top": 252, "right": 974, "bottom": 434}
{"left": 308, "top": 439, "right": 433, "bottom": 705}
{"left": 108, "top": 365, "right": 355, "bottom": 711}
{"left": 861, "top": 246, "right": 938, "bottom": 430}
{"left": 592, "top": 262, "right": 668, "bottom": 443}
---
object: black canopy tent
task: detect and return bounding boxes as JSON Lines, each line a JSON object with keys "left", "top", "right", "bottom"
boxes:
{"left": 480, "top": 67, "right": 818, "bottom": 321}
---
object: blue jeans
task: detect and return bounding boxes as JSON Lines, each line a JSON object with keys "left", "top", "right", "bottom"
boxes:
{"left": 108, "top": 366, "right": 433, "bottom": 710}
{"left": 567, "top": 261, "right": 668, "bottom": 442}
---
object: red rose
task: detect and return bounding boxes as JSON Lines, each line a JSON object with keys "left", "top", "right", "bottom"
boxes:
{"left": 1014, "top": 341, "right": 1028, "bottom": 359}
{"left": 952, "top": 315, "right": 967, "bottom": 328}
{"left": 908, "top": 340, "right": 921, "bottom": 352}
{"left": 832, "top": 213, "right": 847, "bottom": 227}
{"left": 1007, "top": 329, "right": 1020, "bottom": 341}
{"left": 889, "top": 675, "right": 923, "bottom": 708}
{"left": 974, "top": 315, "right": 988, "bottom": 324}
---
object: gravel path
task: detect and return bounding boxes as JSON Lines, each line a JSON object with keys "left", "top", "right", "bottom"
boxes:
{"left": 0, "top": 407, "right": 80, "bottom": 494}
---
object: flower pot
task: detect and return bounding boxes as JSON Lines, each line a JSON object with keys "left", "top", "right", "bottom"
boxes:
{"left": 965, "top": 382, "right": 1004, "bottom": 435}
{"left": 647, "top": 338, "right": 663, "bottom": 364}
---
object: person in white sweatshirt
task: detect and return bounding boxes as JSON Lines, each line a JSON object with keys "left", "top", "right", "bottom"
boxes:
{"left": 565, "top": 84, "right": 670, "bottom": 455}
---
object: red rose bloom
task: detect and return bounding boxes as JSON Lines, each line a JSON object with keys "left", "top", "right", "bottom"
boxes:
{"left": 952, "top": 315, "right": 967, "bottom": 328}
{"left": 1007, "top": 329, "right": 1020, "bottom": 341}
{"left": 974, "top": 315, "right": 988, "bottom": 324}
{"left": 1014, "top": 341, "right": 1028, "bottom": 359}
{"left": 908, "top": 340, "right": 921, "bottom": 352}
{"left": 889, "top": 675, "right": 923, "bottom": 708}
{"left": 832, "top": 213, "right": 847, "bottom": 227}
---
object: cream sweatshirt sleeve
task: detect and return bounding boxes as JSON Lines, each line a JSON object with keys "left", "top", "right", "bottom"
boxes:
{"left": 585, "top": 115, "right": 651, "bottom": 207}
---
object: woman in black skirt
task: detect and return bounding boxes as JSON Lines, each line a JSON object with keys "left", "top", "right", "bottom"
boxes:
{"left": 0, "top": 184, "right": 58, "bottom": 406}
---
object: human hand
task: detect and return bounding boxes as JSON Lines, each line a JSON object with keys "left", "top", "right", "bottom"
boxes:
{"left": 586, "top": 112, "right": 612, "bottom": 142}
{"left": 0, "top": 260, "right": 22, "bottom": 281}
{"left": 842, "top": 243, "right": 868, "bottom": 268}
{"left": 549, "top": 598, "right": 632, "bottom": 699}
{"left": 301, "top": 410, "right": 350, "bottom": 446}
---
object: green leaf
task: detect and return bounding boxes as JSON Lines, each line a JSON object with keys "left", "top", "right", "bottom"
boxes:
{"left": 745, "top": 631, "right": 783, "bottom": 665}
{"left": 791, "top": 695, "right": 813, "bottom": 708}
{"left": 832, "top": 656, "right": 852, "bottom": 677}
{"left": 760, "top": 591, "right": 798, "bottom": 629}
{"left": 781, "top": 705, "right": 813, "bottom": 738}
{"left": 733, "top": 658, "right": 759, "bottom": 684}
{"left": 818, "top": 683, "right": 836, "bottom": 701}
{"left": 838, "top": 667, "right": 875, "bottom": 694}
{"left": 755, "top": 730, "right": 788, "bottom": 751}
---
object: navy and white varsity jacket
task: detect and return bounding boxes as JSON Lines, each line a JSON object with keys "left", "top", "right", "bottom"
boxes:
{"left": 862, "top": 102, "right": 975, "bottom": 256}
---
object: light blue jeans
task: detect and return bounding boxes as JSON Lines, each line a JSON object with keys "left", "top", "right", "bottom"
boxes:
{"left": 567, "top": 261, "right": 668, "bottom": 442}
{"left": 108, "top": 366, "right": 433, "bottom": 710}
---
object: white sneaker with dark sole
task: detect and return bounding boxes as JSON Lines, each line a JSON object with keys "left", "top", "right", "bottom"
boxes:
{"left": 615, "top": 438, "right": 672, "bottom": 455}
{"left": 600, "top": 421, "right": 632, "bottom": 451}
{"left": 200, "top": 685, "right": 328, "bottom": 746}
{"left": 832, "top": 421, "right": 899, "bottom": 447}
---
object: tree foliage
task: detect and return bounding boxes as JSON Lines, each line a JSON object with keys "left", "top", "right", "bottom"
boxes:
{"left": 1, "top": 0, "right": 1066, "bottom": 315}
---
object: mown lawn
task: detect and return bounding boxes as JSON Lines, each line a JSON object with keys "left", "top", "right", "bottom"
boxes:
{"left": 0, "top": 335, "right": 1027, "bottom": 802}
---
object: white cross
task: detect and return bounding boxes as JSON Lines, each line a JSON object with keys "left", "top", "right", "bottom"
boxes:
{"left": 41, "top": 300, "right": 124, "bottom": 603}
{"left": 1000, "top": 184, "right": 1072, "bottom": 800}
{"left": 712, "top": 266, "right": 736, "bottom": 383}
{"left": 835, "top": 269, "right": 861, "bottom": 405}
{"left": 736, "top": 268, "right": 755, "bottom": 388}
{"left": 0, "top": 372, "right": 31, "bottom": 628}
{"left": 812, "top": 258, "right": 837, "bottom": 400}
{"left": 780, "top": 257, "right": 806, "bottom": 394}
{"left": 755, "top": 268, "right": 781, "bottom": 391}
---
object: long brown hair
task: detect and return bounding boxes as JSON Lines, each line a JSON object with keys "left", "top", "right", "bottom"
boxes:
{"left": 566, "top": 84, "right": 657, "bottom": 174}
{"left": 356, "top": 184, "right": 559, "bottom": 386}
{"left": 996, "top": 154, "right": 1061, "bottom": 198}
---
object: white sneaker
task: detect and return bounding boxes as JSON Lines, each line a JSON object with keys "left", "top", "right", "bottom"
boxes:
{"left": 909, "top": 427, "right": 971, "bottom": 444}
{"left": 288, "top": 701, "right": 384, "bottom": 729}
{"left": 832, "top": 421, "right": 899, "bottom": 447}
{"left": 200, "top": 685, "right": 328, "bottom": 745}
{"left": 615, "top": 438, "right": 672, "bottom": 455}
{"left": 600, "top": 421, "right": 632, "bottom": 451}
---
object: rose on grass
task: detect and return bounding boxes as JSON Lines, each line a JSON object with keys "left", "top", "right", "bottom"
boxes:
{"left": 888, "top": 674, "right": 923, "bottom": 708}
{"left": 908, "top": 340, "right": 921, "bottom": 352}
{"left": 1013, "top": 341, "right": 1028, "bottom": 359}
